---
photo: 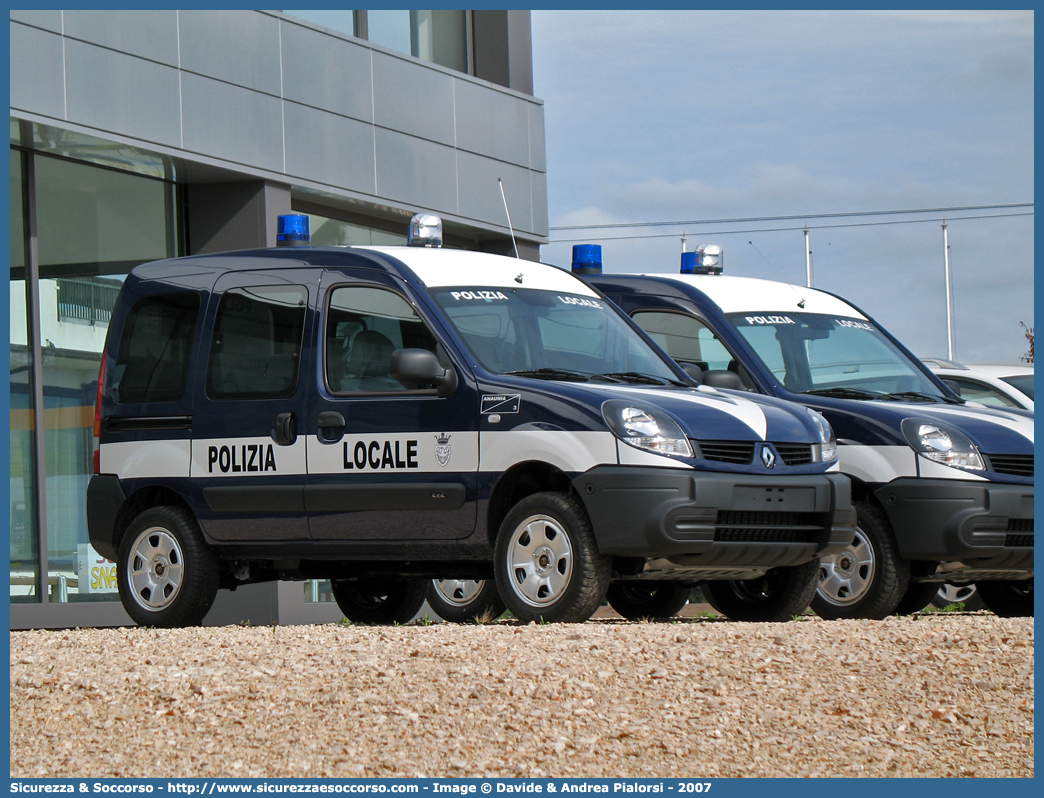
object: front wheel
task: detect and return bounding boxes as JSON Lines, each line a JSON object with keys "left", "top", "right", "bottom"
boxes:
{"left": 975, "top": 579, "right": 1033, "bottom": 617}
{"left": 331, "top": 578, "right": 427, "bottom": 624}
{"left": 494, "top": 492, "right": 611, "bottom": 623}
{"left": 606, "top": 582, "right": 690, "bottom": 620}
{"left": 812, "top": 501, "right": 909, "bottom": 620}
{"left": 893, "top": 582, "right": 939, "bottom": 615}
{"left": 426, "top": 579, "right": 506, "bottom": 623}
{"left": 703, "top": 560, "right": 819, "bottom": 622}
{"left": 117, "top": 506, "right": 220, "bottom": 628}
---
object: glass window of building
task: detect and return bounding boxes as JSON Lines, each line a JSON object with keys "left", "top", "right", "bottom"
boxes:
{"left": 10, "top": 145, "right": 179, "bottom": 603}
{"left": 302, "top": 212, "right": 407, "bottom": 247}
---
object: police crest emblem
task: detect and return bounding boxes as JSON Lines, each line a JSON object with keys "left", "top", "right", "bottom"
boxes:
{"left": 434, "top": 433, "right": 452, "bottom": 467}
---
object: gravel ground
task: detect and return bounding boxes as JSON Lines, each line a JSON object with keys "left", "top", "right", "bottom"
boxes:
{"left": 10, "top": 612, "right": 1033, "bottom": 779}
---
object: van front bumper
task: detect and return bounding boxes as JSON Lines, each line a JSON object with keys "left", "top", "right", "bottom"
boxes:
{"left": 876, "top": 478, "right": 1033, "bottom": 574}
{"left": 574, "top": 467, "right": 855, "bottom": 570}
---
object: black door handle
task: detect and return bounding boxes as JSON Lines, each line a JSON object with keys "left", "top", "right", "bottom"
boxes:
{"left": 272, "top": 412, "right": 297, "bottom": 446}
{"left": 317, "top": 411, "right": 346, "bottom": 443}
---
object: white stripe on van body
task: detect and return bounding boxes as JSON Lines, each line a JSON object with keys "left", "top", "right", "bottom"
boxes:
{"left": 602, "top": 384, "right": 770, "bottom": 440}
{"left": 191, "top": 438, "right": 307, "bottom": 478}
{"left": 480, "top": 430, "right": 621, "bottom": 474}
{"left": 308, "top": 431, "right": 479, "bottom": 475}
{"left": 101, "top": 440, "right": 191, "bottom": 479}
{"left": 836, "top": 444, "right": 917, "bottom": 485}
{"left": 914, "top": 405, "right": 1035, "bottom": 444}
{"left": 651, "top": 273, "right": 865, "bottom": 317}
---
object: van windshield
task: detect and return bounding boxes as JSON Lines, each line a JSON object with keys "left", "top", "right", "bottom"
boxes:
{"left": 727, "top": 312, "right": 953, "bottom": 402}
{"left": 430, "top": 287, "right": 684, "bottom": 385}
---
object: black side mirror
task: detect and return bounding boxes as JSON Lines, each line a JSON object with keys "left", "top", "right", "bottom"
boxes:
{"left": 391, "top": 349, "right": 458, "bottom": 396}
{"left": 942, "top": 379, "right": 962, "bottom": 397}
{"left": 702, "top": 369, "right": 744, "bottom": 390}
{"left": 680, "top": 363, "right": 704, "bottom": 384}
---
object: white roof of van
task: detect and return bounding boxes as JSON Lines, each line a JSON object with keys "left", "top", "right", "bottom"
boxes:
{"left": 361, "top": 247, "right": 599, "bottom": 297}
{"left": 636, "top": 273, "right": 867, "bottom": 319}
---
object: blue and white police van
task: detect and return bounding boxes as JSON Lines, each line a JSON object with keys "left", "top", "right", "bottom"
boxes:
{"left": 86, "top": 214, "right": 855, "bottom": 627}
{"left": 583, "top": 245, "right": 1034, "bottom": 619}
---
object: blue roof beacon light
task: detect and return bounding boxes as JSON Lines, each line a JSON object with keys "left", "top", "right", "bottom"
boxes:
{"left": 276, "top": 214, "right": 310, "bottom": 247}
{"left": 408, "top": 213, "right": 443, "bottom": 247}
{"left": 681, "top": 245, "right": 723, "bottom": 275}
{"left": 571, "top": 244, "right": 602, "bottom": 275}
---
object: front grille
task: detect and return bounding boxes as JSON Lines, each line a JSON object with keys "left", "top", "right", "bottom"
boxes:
{"left": 714, "top": 511, "right": 823, "bottom": 543}
{"left": 773, "top": 443, "right": 815, "bottom": 466}
{"left": 1007, "top": 518, "right": 1033, "bottom": 532}
{"left": 986, "top": 453, "right": 1034, "bottom": 477}
{"left": 698, "top": 440, "right": 755, "bottom": 464}
{"left": 1005, "top": 534, "right": 1033, "bottom": 547}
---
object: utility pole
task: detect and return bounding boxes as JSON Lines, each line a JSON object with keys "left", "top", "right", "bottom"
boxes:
{"left": 943, "top": 221, "right": 954, "bottom": 360}
{"left": 804, "top": 228, "right": 813, "bottom": 287}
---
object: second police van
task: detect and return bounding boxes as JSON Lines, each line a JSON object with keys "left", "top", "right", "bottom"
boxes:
{"left": 87, "top": 214, "right": 855, "bottom": 627}
{"left": 583, "top": 244, "right": 1034, "bottom": 619}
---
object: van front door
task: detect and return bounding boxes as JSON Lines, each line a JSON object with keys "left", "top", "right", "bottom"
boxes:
{"left": 305, "top": 272, "right": 478, "bottom": 541}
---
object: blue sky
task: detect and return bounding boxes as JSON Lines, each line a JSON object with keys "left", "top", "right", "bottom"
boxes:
{"left": 531, "top": 10, "right": 1034, "bottom": 364}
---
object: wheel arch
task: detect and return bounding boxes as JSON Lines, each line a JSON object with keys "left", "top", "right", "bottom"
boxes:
{"left": 486, "top": 461, "right": 579, "bottom": 546}
{"left": 112, "top": 485, "right": 194, "bottom": 558}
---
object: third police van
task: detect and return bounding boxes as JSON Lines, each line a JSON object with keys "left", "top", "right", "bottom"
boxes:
{"left": 87, "top": 214, "right": 854, "bottom": 627}
{"left": 584, "top": 245, "right": 1034, "bottom": 619}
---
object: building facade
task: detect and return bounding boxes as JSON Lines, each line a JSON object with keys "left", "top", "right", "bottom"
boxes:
{"left": 9, "top": 9, "right": 547, "bottom": 629}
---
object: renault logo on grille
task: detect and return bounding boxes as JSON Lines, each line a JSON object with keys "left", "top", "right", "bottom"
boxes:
{"left": 760, "top": 445, "right": 777, "bottom": 469}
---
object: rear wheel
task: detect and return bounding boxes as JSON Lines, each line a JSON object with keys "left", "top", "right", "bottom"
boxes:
{"left": 606, "top": 582, "right": 690, "bottom": 620}
{"left": 703, "top": 560, "right": 819, "bottom": 622}
{"left": 331, "top": 578, "right": 427, "bottom": 624}
{"left": 426, "top": 579, "right": 506, "bottom": 623}
{"left": 976, "top": 579, "right": 1033, "bottom": 617}
{"left": 812, "top": 501, "right": 909, "bottom": 620}
{"left": 494, "top": 492, "right": 610, "bottom": 623}
{"left": 893, "top": 582, "right": 939, "bottom": 615}
{"left": 931, "top": 583, "right": 986, "bottom": 611}
{"left": 117, "top": 506, "right": 220, "bottom": 628}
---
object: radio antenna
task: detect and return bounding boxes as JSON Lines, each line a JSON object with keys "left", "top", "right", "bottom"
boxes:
{"left": 498, "top": 178, "right": 520, "bottom": 259}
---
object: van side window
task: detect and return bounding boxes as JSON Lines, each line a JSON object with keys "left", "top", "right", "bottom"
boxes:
{"left": 206, "top": 286, "right": 307, "bottom": 400}
{"left": 325, "top": 285, "right": 438, "bottom": 393}
{"left": 632, "top": 310, "right": 734, "bottom": 372}
{"left": 113, "top": 292, "right": 200, "bottom": 403}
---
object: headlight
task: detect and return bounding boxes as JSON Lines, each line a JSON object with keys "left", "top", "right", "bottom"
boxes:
{"left": 602, "top": 400, "right": 694, "bottom": 458}
{"left": 806, "top": 408, "right": 837, "bottom": 462}
{"left": 901, "top": 417, "right": 984, "bottom": 471}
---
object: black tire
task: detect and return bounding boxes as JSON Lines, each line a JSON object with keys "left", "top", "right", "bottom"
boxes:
{"left": 606, "top": 582, "right": 690, "bottom": 620}
{"left": 893, "top": 582, "right": 939, "bottom": 615}
{"left": 117, "top": 505, "right": 220, "bottom": 628}
{"left": 931, "top": 583, "right": 986, "bottom": 612}
{"left": 426, "top": 579, "right": 506, "bottom": 623}
{"left": 976, "top": 579, "right": 1033, "bottom": 618}
{"left": 812, "top": 501, "right": 909, "bottom": 620}
{"left": 331, "top": 578, "right": 427, "bottom": 624}
{"left": 702, "top": 559, "right": 819, "bottom": 622}
{"left": 494, "top": 491, "right": 611, "bottom": 623}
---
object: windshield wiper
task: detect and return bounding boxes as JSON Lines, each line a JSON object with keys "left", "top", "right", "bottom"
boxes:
{"left": 802, "top": 387, "right": 882, "bottom": 400}
{"left": 877, "top": 391, "right": 959, "bottom": 404}
{"left": 502, "top": 368, "right": 592, "bottom": 382}
{"left": 592, "top": 371, "right": 686, "bottom": 387}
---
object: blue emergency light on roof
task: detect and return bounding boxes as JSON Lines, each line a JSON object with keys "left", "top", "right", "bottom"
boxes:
{"left": 681, "top": 245, "right": 723, "bottom": 275}
{"left": 408, "top": 213, "right": 443, "bottom": 247}
{"left": 276, "top": 214, "right": 310, "bottom": 247}
{"left": 571, "top": 244, "right": 602, "bottom": 275}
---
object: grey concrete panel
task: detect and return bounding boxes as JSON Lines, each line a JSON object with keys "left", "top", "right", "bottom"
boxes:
{"left": 529, "top": 102, "right": 546, "bottom": 174}
{"left": 454, "top": 79, "right": 531, "bottom": 167}
{"left": 284, "top": 102, "right": 376, "bottom": 196}
{"left": 280, "top": 21, "right": 373, "bottom": 124}
{"left": 374, "top": 128, "right": 457, "bottom": 214}
{"left": 9, "top": 23, "right": 66, "bottom": 120}
{"left": 457, "top": 151, "right": 533, "bottom": 233}
{"left": 178, "top": 10, "right": 281, "bottom": 96}
{"left": 531, "top": 170, "right": 548, "bottom": 237}
{"left": 372, "top": 51, "right": 455, "bottom": 147}
{"left": 182, "top": 73, "right": 285, "bottom": 173}
{"left": 63, "top": 10, "right": 179, "bottom": 67}
{"left": 9, "top": 10, "right": 62, "bottom": 33}
{"left": 65, "top": 40, "right": 182, "bottom": 148}
{"left": 204, "top": 582, "right": 279, "bottom": 627}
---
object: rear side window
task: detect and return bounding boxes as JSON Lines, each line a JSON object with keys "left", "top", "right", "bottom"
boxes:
{"left": 206, "top": 286, "right": 307, "bottom": 400}
{"left": 113, "top": 292, "right": 200, "bottom": 403}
